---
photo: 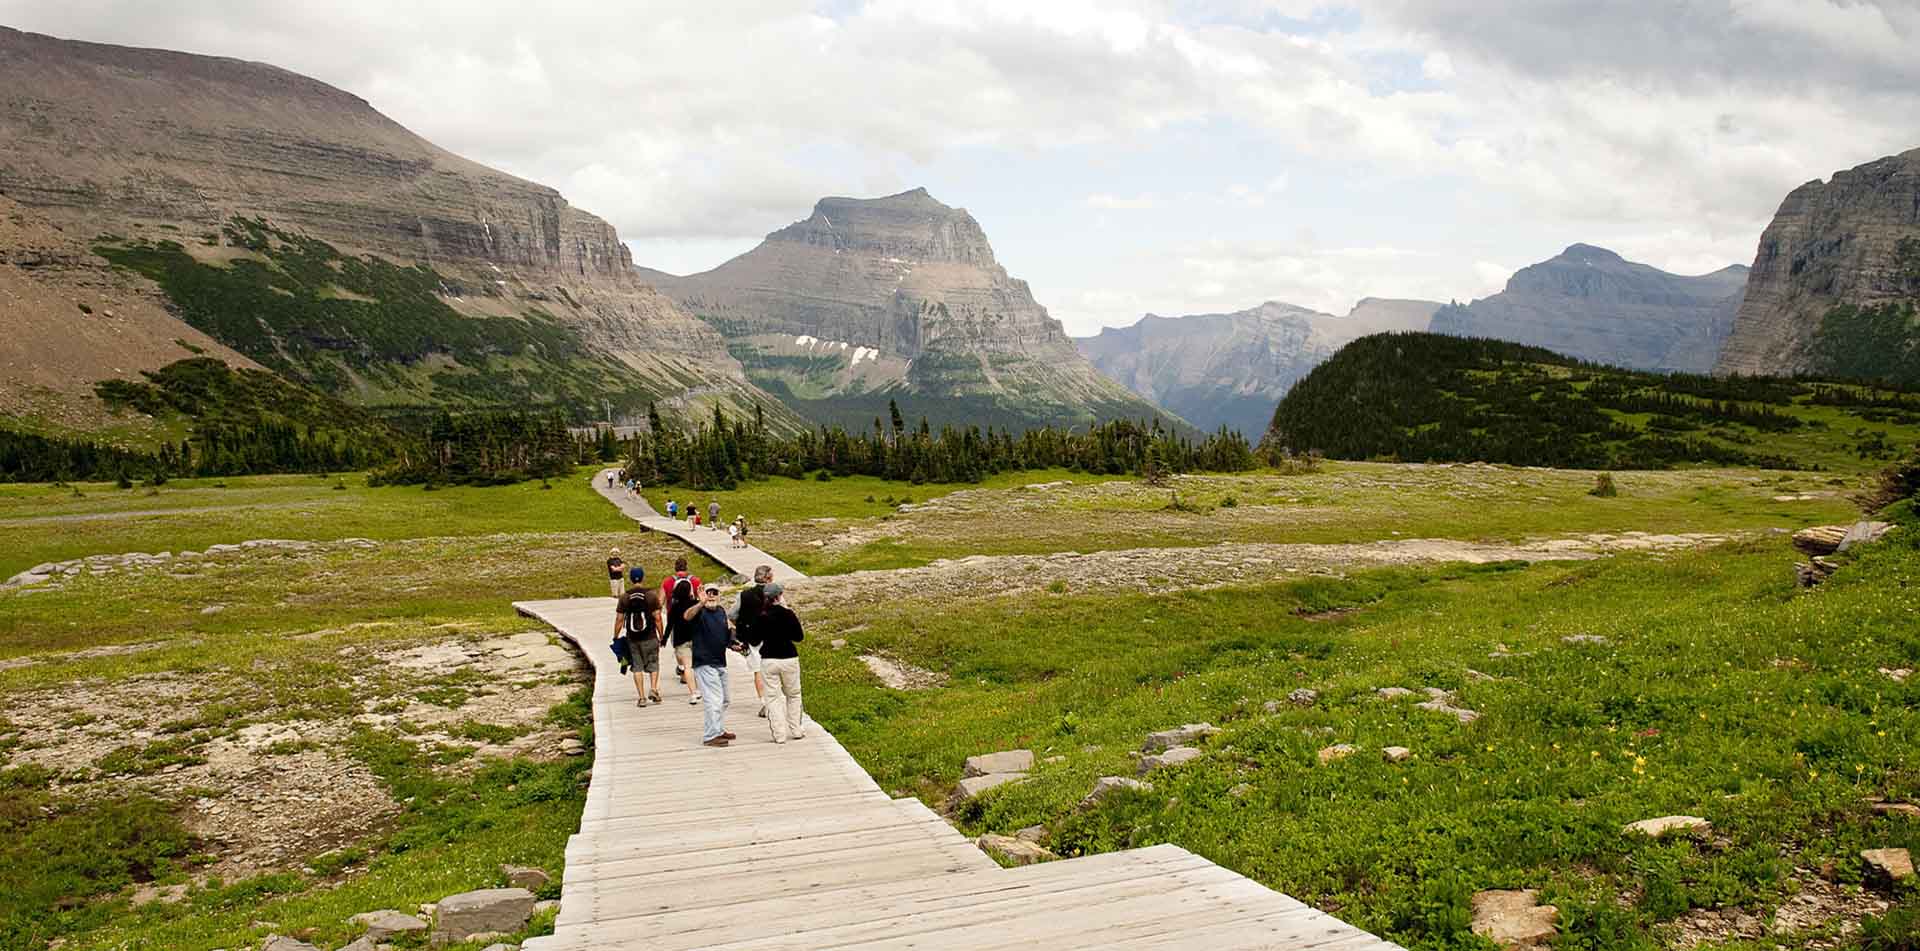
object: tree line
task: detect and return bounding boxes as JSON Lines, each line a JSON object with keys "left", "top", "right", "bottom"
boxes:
{"left": 618, "top": 398, "right": 1257, "bottom": 490}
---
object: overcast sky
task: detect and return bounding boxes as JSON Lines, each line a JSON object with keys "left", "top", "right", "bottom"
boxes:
{"left": 5, "top": 1, "right": 1916, "bottom": 334}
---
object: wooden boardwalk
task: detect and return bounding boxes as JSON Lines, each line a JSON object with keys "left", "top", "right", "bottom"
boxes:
{"left": 593, "top": 469, "right": 804, "bottom": 583}
{"left": 513, "top": 594, "right": 1406, "bottom": 950}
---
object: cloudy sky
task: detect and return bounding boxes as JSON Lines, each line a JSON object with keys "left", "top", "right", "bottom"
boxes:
{"left": 5, "top": 1, "right": 1916, "bottom": 334}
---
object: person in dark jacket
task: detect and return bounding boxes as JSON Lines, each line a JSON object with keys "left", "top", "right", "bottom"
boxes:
{"left": 733, "top": 565, "right": 774, "bottom": 717}
{"left": 683, "top": 583, "right": 737, "bottom": 747}
{"left": 755, "top": 583, "right": 806, "bottom": 743}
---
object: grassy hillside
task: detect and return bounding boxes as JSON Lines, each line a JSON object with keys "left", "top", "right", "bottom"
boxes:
{"left": 94, "top": 220, "right": 666, "bottom": 417}
{"left": 1264, "top": 333, "right": 1920, "bottom": 471}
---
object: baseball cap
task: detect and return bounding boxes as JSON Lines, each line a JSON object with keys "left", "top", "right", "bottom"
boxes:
{"left": 628, "top": 566, "right": 645, "bottom": 583}
{"left": 703, "top": 583, "right": 720, "bottom": 594}
{"left": 763, "top": 582, "right": 784, "bottom": 598}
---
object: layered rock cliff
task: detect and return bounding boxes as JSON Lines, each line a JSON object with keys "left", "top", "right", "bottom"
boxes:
{"left": 1715, "top": 147, "right": 1920, "bottom": 377}
{"left": 639, "top": 189, "right": 1168, "bottom": 430}
{"left": 0, "top": 26, "right": 796, "bottom": 430}
{"left": 1075, "top": 298, "right": 1439, "bottom": 437}
{"left": 1430, "top": 244, "right": 1747, "bottom": 373}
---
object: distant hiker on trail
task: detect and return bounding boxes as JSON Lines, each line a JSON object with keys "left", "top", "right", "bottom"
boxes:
{"left": 667, "top": 499, "right": 678, "bottom": 519}
{"left": 685, "top": 582, "right": 738, "bottom": 747}
{"left": 755, "top": 583, "right": 806, "bottom": 743}
{"left": 708, "top": 500, "right": 721, "bottom": 530}
{"left": 605, "top": 548, "right": 625, "bottom": 598}
{"left": 738, "top": 516, "right": 749, "bottom": 548}
{"left": 606, "top": 471, "right": 615, "bottom": 489}
{"left": 728, "top": 520, "right": 740, "bottom": 549}
{"left": 613, "top": 566, "right": 663, "bottom": 707}
{"left": 662, "top": 557, "right": 703, "bottom": 703}
{"left": 733, "top": 565, "right": 773, "bottom": 720}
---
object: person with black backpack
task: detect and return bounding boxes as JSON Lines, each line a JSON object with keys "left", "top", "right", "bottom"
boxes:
{"left": 661, "top": 556, "right": 703, "bottom": 704}
{"left": 612, "top": 566, "right": 663, "bottom": 707}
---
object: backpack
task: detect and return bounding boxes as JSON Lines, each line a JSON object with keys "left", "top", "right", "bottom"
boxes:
{"left": 623, "top": 589, "right": 656, "bottom": 638}
{"left": 668, "top": 576, "right": 697, "bottom": 628}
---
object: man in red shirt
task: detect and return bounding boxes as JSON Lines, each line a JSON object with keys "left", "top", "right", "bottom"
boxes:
{"left": 661, "top": 556, "right": 703, "bottom": 703}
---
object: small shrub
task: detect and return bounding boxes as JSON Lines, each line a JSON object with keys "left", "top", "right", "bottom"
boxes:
{"left": 1221, "top": 495, "right": 1238, "bottom": 508}
{"left": 1590, "top": 473, "right": 1618, "bottom": 497}
{"left": 814, "top": 470, "right": 833, "bottom": 482}
{"left": 1046, "top": 580, "right": 1068, "bottom": 594}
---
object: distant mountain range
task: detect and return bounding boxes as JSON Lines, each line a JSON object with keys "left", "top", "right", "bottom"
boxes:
{"left": 1074, "top": 298, "right": 1439, "bottom": 437}
{"left": 638, "top": 189, "right": 1167, "bottom": 431}
{"left": 1078, "top": 245, "right": 1752, "bottom": 436}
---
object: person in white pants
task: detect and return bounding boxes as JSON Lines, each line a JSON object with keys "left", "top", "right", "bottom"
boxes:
{"left": 752, "top": 583, "right": 806, "bottom": 743}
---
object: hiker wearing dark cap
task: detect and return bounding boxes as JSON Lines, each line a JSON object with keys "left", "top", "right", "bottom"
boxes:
{"left": 613, "top": 566, "right": 663, "bottom": 706}
{"left": 683, "top": 582, "right": 737, "bottom": 746}
{"left": 605, "top": 548, "right": 625, "bottom": 598}
{"left": 756, "top": 583, "right": 806, "bottom": 742}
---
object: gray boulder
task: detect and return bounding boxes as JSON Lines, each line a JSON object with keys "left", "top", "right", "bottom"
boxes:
{"left": 1141, "top": 723, "right": 1219, "bottom": 752}
{"left": 259, "top": 938, "right": 320, "bottom": 951}
{"left": 949, "top": 771, "right": 1025, "bottom": 807}
{"left": 962, "top": 750, "right": 1035, "bottom": 777}
{"left": 433, "top": 887, "right": 535, "bottom": 943}
{"left": 500, "top": 864, "right": 551, "bottom": 890}
{"left": 977, "top": 833, "right": 1056, "bottom": 866}
{"left": 1078, "top": 776, "right": 1152, "bottom": 810}
{"left": 1137, "top": 746, "right": 1202, "bottom": 776}
{"left": 1287, "top": 688, "right": 1319, "bottom": 706}
{"left": 351, "top": 909, "right": 427, "bottom": 942}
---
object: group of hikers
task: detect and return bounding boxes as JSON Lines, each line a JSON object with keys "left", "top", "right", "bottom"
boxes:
{"left": 607, "top": 469, "right": 753, "bottom": 550}
{"left": 603, "top": 550, "right": 804, "bottom": 748}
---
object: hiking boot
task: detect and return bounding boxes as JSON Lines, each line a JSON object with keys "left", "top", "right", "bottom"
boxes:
{"left": 720, "top": 731, "right": 737, "bottom": 741}
{"left": 702, "top": 737, "right": 729, "bottom": 747}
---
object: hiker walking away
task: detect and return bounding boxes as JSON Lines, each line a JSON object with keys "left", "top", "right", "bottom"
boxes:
{"left": 708, "top": 499, "right": 721, "bottom": 531}
{"left": 738, "top": 516, "right": 749, "bottom": 549}
{"left": 756, "top": 583, "right": 806, "bottom": 742}
{"left": 605, "top": 548, "right": 625, "bottom": 598}
{"left": 613, "top": 566, "right": 664, "bottom": 707}
{"left": 607, "top": 471, "right": 615, "bottom": 489}
{"left": 728, "top": 519, "right": 740, "bottom": 549}
{"left": 662, "top": 556, "right": 703, "bottom": 703}
{"left": 667, "top": 499, "right": 678, "bottom": 520}
{"left": 733, "top": 565, "right": 773, "bottom": 718}
{"left": 684, "top": 582, "right": 738, "bottom": 747}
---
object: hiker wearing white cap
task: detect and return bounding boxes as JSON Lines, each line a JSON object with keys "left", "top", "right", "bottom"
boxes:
{"left": 683, "top": 581, "right": 738, "bottom": 746}
{"left": 755, "top": 583, "right": 806, "bottom": 742}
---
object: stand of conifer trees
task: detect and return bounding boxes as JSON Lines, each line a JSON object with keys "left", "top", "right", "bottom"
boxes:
{"left": 619, "top": 399, "right": 1256, "bottom": 490}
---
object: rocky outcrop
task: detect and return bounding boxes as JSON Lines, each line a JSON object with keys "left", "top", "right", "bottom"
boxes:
{"left": 640, "top": 188, "right": 1166, "bottom": 429}
{"left": 1074, "top": 297, "right": 1439, "bottom": 436}
{"left": 1430, "top": 244, "right": 1746, "bottom": 372}
{"left": 0, "top": 26, "right": 797, "bottom": 430}
{"left": 1715, "top": 147, "right": 1920, "bottom": 376}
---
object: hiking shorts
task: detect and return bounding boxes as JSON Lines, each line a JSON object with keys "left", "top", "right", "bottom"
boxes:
{"left": 674, "top": 642, "right": 693, "bottom": 669}
{"left": 629, "top": 638, "right": 661, "bottom": 674}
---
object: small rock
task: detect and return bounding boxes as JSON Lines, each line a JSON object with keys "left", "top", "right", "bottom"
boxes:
{"left": 1382, "top": 746, "right": 1412, "bottom": 763}
{"left": 1422, "top": 686, "right": 1451, "bottom": 700}
{"left": 1317, "top": 744, "right": 1357, "bottom": 765}
{"left": 432, "top": 887, "right": 535, "bottom": 944}
{"left": 1623, "top": 815, "right": 1711, "bottom": 839}
{"left": 1470, "top": 889, "right": 1559, "bottom": 948}
{"left": 1562, "top": 634, "right": 1609, "bottom": 646}
{"left": 1881, "top": 667, "right": 1912, "bottom": 684}
{"left": 338, "top": 938, "right": 377, "bottom": 951}
{"left": 1417, "top": 699, "right": 1481, "bottom": 724}
{"left": 558, "top": 738, "right": 586, "bottom": 756}
{"left": 1870, "top": 801, "right": 1920, "bottom": 818}
{"left": 1078, "top": 776, "right": 1152, "bottom": 810}
{"left": 1227, "top": 783, "right": 1255, "bottom": 799}
{"left": 351, "top": 909, "right": 428, "bottom": 941}
{"left": 259, "top": 938, "right": 320, "bottom": 951}
{"left": 977, "top": 833, "right": 1056, "bottom": 866}
{"left": 1137, "top": 746, "right": 1202, "bottom": 776}
{"left": 500, "top": 864, "right": 550, "bottom": 890}
{"left": 1862, "top": 847, "right": 1915, "bottom": 885}
{"left": 1376, "top": 687, "right": 1415, "bottom": 700}
{"left": 1141, "top": 723, "right": 1220, "bottom": 753}
{"left": 200, "top": 605, "right": 225, "bottom": 615}
{"left": 1287, "top": 688, "right": 1319, "bottom": 706}
{"left": 1261, "top": 700, "right": 1284, "bottom": 714}
{"left": 1014, "top": 825, "right": 1048, "bottom": 843}
{"left": 830, "top": 638, "right": 847, "bottom": 650}
{"left": 963, "top": 750, "right": 1035, "bottom": 778}
{"left": 1042, "top": 755, "right": 1065, "bottom": 764}
{"left": 1464, "top": 668, "right": 1495, "bottom": 682}
{"left": 950, "top": 772, "right": 1025, "bottom": 807}
{"left": 418, "top": 903, "right": 437, "bottom": 917}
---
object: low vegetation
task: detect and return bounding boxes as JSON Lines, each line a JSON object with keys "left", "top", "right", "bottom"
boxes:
{"left": 1264, "top": 332, "right": 1920, "bottom": 471}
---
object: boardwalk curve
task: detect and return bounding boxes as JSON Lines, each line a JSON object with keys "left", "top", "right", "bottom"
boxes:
{"left": 515, "top": 475, "right": 1405, "bottom": 949}
{"left": 593, "top": 469, "right": 804, "bottom": 583}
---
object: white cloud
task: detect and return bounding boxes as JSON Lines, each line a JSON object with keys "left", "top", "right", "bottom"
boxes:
{"left": 1085, "top": 192, "right": 1163, "bottom": 210}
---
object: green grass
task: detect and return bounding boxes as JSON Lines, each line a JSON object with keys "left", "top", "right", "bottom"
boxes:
{"left": 802, "top": 527, "right": 1920, "bottom": 948}
{"left": 0, "top": 467, "right": 632, "bottom": 579}
{"left": 639, "top": 467, "right": 1127, "bottom": 524}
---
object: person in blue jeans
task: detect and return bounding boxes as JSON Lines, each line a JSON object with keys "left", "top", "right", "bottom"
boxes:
{"left": 682, "top": 582, "right": 738, "bottom": 747}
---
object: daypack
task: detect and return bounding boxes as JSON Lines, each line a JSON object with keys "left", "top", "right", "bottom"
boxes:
{"left": 667, "top": 576, "right": 697, "bottom": 630}
{"left": 623, "top": 589, "right": 656, "bottom": 638}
